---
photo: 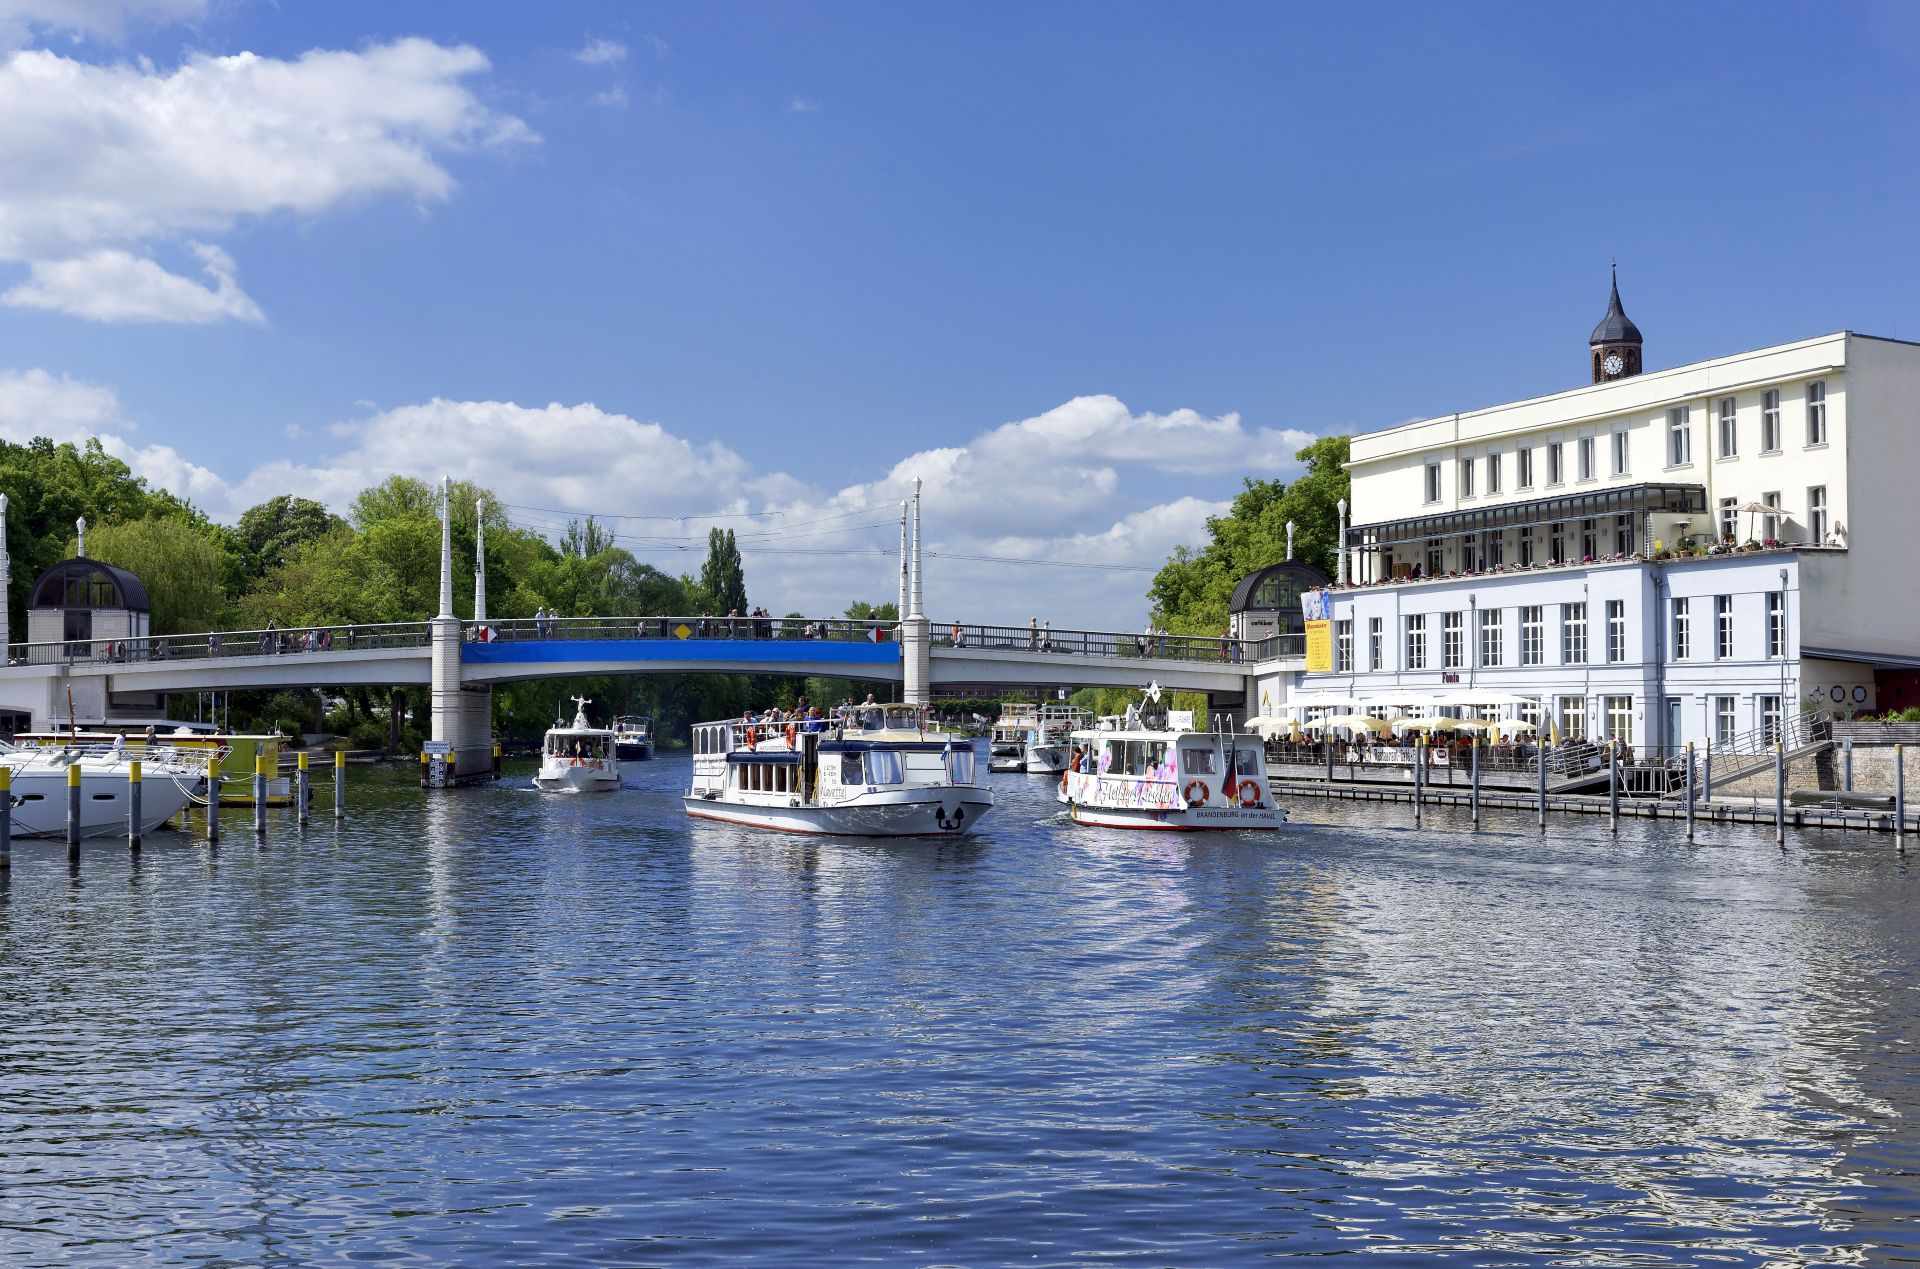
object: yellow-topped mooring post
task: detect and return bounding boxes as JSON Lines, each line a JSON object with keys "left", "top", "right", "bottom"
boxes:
{"left": 1469, "top": 737, "right": 1480, "bottom": 828}
{"left": 253, "top": 750, "right": 267, "bottom": 836}
{"left": 66, "top": 761, "right": 81, "bottom": 858}
{"left": 128, "top": 759, "right": 142, "bottom": 851}
{"left": 0, "top": 765, "right": 12, "bottom": 869}
{"left": 297, "top": 751, "right": 310, "bottom": 827}
{"left": 206, "top": 755, "right": 221, "bottom": 843}
{"left": 334, "top": 749, "right": 346, "bottom": 819}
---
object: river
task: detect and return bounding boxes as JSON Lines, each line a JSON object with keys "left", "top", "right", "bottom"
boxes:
{"left": 1, "top": 756, "right": 1916, "bottom": 1265}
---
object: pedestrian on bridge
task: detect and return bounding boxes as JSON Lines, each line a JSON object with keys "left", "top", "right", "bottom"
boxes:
{"left": 1028, "top": 616, "right": 1039, "bottom": 651}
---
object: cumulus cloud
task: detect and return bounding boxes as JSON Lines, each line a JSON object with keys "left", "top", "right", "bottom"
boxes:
{"left": 0, "top": 0, "right": 205, "bottom": 46}
{"left": 574, "top": 37, "right": 626, "bottom": 65}
{"left": 591, "top": 85, "right": 628, "bottom": 109}
{"left": 3, "top": 242, "right": 265, "bottom": 323}
{"left": 0, "top": 367, "right": 230, "bottom": 508}
{"left": 0, "top": 39, "right": 533, "bottom": 322}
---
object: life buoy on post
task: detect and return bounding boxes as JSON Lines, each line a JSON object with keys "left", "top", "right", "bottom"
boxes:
{"left": 1238, "top": 780, "right": 1263, "bottom": 808}
{"left": 1183, "top": 779, "right": 1208, "bottom": 807}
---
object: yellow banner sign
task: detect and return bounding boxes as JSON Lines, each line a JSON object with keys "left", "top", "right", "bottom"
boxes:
{"left": 1304, "top": 619, "right": 1333, "bottom": 672}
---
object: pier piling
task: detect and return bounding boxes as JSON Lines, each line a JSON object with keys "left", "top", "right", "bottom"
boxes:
{"left": 128, "top": 760, "right": 142, "bottom": 852}
{"left": 297, "top": 752, "right": 310, "bottom": 827}
{"left": 1843, "top": 738, "right": 1854, "bottom": 793}
{"left": 1703, "top": 743, "right": 1713, "bottom": 802}
{"left": 253, "top": 752, "right": 267, "bottom": 836}
{"left": 0, "top": 767, "right": 11, "bottom": 870}
{"left": 66, "top": 762, "right": 80, "bottom": 859}
{"left": 334, "top": 749, "right": 345, "bottom": 819}
{"left": 1685, "top": 743, "right": 1695, "bottom": 842}
{"left": 1536, "top": 745, "right": 1546, "bottom": 831}
{"left": 1774, "top": 743, "right": 1786, "bottom": 847}
{"left": 1470, "top": 738, "right": 1480, "bottom": 828}
{"left": 1607, "top": 741, "right": 1619, "bottom": 834}
{"left": 206, "top": 755, "right": 221, "bottom": 843}
{"left": 1413, "top": 737, "right": 1424, "bottom": 827}
{"left": 1897, "top": 745, "right": 1907, "bottom": 847}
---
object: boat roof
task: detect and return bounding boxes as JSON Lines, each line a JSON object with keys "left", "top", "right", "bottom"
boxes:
{"left": 1072, "top": 728, "right": 1258, "bottom": 742}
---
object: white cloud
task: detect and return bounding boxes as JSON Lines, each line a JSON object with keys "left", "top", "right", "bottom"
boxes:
{"left": 0, "top": 367, "right": 230, "bottom": 509}
{"left": 787, "top": 96, "right": 819, "bottom": 113}
{"left": 0, "top": 0, "right": 204, "bottom": 47}
{"left": 0, "top": 39, "right": 534, "bottom": 322}
{"left": 3, "top": 242, "right": 264, "bottom": 323}
{"left": 574, "top": 37, "right": 626, "bottom": 65}
{"left": 973, "top": 394, "right": 1315, "bottom": 476}
{"left": 591, "top": 85, "right": 627, "bottom": 109}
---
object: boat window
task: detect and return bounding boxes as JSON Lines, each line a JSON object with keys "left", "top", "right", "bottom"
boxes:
{"left": 840, "top": 752, "right": 864, "bottom": 785}
{"left": 1125, "top": 742, "right": 1148, "bottom": 776}
{"left": 945, "top": 749, "right": 975, "bottom": 785}
{"left": 866, "top": 750, "right": 904, "bottom": 785}
{"left": 1235, "top": 746, "right": 1261, "bottom": 775}
{"left": 1183, "top": 747, "right": 1216, "bottom": 775}
{"left": 1099, "top": 740, "right": 1115, "bottom": 773}
{"left": 1147, "top": 741, "right": 1168, "bottom": 772}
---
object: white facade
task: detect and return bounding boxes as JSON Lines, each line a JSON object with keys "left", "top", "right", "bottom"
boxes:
{"left": 1282, "top": 331, "right": 1920, "bottom": 749}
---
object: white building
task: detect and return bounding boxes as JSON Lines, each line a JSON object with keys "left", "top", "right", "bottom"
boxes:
{"left": 1281, "top": 277, "right": 1920, "bottom": 751}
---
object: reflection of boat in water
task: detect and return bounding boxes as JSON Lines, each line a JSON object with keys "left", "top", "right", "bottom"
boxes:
{"left": 0, "top": 740, "right": 211, "bottom": 837}
{"left": 1023, "top": 704, "right": 1091, "bottom": 774}
{"left": 533, "top": 698, "right": 620, "bottom": 793}
{"left": 1059, "top": 687, "right": 1286, "bottom": 831}
{"left": 989, "top": 703, "right": 1037, "bottom": 772}
{"left": 685, "top": 704, "right": 993, "bottom": 836}
{"left": 611, "top": 715, "right": 653, "bottom": 762}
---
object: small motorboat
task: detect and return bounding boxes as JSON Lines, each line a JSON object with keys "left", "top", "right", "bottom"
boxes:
{"left": 0, "top": 740, "right": 209, "bottom": 838}
{"left": 533, "top": 698, "right": 621, "bottom": 793}
{"left": 612, "top": 715, "right": 653, "bottom": 762}
{"left": 685, "top": 703, "right": 993, "bottom": 836}
{"left": 1058, "top": 684, "right": 1286, "bottom": 831}
{"left": 989, "top": 702, "right": 1036, "bottom": 772}
{"left": 1023, "top": 704, "right": 1091, "bottom": 774}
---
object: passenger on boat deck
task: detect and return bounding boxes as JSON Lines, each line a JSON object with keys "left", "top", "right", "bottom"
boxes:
{"left": 109, "top": 733, "right": 126, "bottom": 754}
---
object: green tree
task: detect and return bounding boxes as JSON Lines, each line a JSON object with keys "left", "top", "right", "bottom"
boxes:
{"left": 67, "top": 514, "right": 232, "bottom": 633}
{"left": 697, "top": 527, "right": 748, "bottom": 613}
{"left": 843, "top": 600, "right": 898, "bottom": 622}
{"left": 233, "top": 495, "right": 345, "bottom": 586}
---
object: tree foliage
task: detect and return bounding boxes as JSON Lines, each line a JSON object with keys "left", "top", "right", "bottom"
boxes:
{"left": 68, "top": 514, "right": 230, "bottom": 634}
{"left": 698, "top": 527, "right": 748, "bottom": 614}
{"left": 232, "top": 495, "right": 345, "bottom": 588}
{"left": 1146, "top": 435, "right": 1350, "bottom": 634}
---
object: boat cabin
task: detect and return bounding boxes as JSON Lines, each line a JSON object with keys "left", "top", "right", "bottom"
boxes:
{"left": 1070, "top": 731, "right": 1265, "bottom": 784}
{"left": 545, "top": 730, "right": 613, "bottom": 761}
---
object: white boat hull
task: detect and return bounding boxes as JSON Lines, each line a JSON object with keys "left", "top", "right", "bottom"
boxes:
{"left": 8, "top": 769, "right": 196, "bottom": 838}
{"left": 684, "top": 787, "right": 994, "bottom": 837}
{"left": 989, "top": 756, "right": 1026, "bottom": 773}
{"left": 533, "top": 760, "right": 621, "bottom": 793}
{"left": 1061, "top": 795, "right": 1286, "bottom": 831}
{"left": 1025, "top": 743, "right": 1070, "bottom": 774}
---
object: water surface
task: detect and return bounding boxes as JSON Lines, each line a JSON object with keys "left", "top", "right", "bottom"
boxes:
{"left": 2, "top": 757, "right": 1916, "bottom": 1265}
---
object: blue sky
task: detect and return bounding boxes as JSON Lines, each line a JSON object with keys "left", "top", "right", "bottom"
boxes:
{"left": 1, "top": 1, "right": 1917, "bottom": 624}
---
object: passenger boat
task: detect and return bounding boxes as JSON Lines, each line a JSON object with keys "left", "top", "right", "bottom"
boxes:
{"left": 0, "top": 740, "right": 211, "bottom": 838}
{"left": 685, "top": 704, "right": 993, "bottom": 836}
{"left": 1023, "top": 704, "right": 1092, "bottom": 775}
{"left": 989, "top": 702, "right": 1037, "bottom": 772}
{"left": 611, "top": 715, "right": 653, "bottom": 762}
{"left": 1058, "top": 687, "right": 1286, "bottom": 831}
{"left": 533, "top": 698, "right": 621, "bottom": 793}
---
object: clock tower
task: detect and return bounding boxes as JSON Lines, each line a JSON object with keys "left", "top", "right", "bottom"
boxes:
{"left": 1589, "top": 266, "right": 1643, "bottom": 384}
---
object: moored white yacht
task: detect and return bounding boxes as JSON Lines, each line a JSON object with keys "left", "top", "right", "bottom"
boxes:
{"left": 611, "top": 715, "right": 653, "bottom": 762}
{"left": 1023, "top": 704, "right": 1092, "bottom": 774}
{"left": 0, "top": 740, "right": 209, "bottom": 838}
{"left": 1058, "top": 685, "right": 1286, "bottom": 831}
{"left": 533, "top": 698, "right": 621, "bottom": 793}
{"left": 989, "top": 702, "right": 1036, "bottom": 773}
{"left": 685, "top": 703, "right": 993, "bottom": 836}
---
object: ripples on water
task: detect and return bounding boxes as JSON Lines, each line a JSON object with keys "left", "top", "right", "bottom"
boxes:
{"left": 1, "top": 757, "right": 1917, "bottom": 1265}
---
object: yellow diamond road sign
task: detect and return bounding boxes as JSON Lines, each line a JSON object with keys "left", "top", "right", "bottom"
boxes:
{"left": 674, "top": 623, "right": 692, "bottom": 640}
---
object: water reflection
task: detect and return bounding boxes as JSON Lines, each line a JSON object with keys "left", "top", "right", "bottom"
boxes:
{"left": 0, "top": 764, "right": 1915, "bottom": 1264}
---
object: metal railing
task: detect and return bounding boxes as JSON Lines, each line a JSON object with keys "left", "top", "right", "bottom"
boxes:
{"left": 1243, "top": 633, "right": 1308, "bottom": 662}
{"left": 4, "top": 615, "right": 1257, "bottom": 670}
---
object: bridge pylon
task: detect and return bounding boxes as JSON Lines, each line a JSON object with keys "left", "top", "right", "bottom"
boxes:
{"left": 427, "top": 476, "right": 493, "bottom": 786}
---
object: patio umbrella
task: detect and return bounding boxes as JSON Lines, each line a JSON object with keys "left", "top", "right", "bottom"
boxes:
{"left": 1304, "top": 713, "right": 1391, "bottom": 735}
{"left": 1394, "top": 717, "right": 1459, "bottom": 736}
{"left": 1501, "top": 719, "right": 1539, "bottom": 736}
{"left": 1735, "top": 500, "right": 1790, "bottom": 542}
{"left": 1244, "top": 717, "right": 1294, "bottom": 738}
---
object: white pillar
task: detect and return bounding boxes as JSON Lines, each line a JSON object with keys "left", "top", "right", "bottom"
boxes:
{"left": 76, "top": 516, "right": 86, "bottom": 559}
{"left": 429, "top": 475, "right": 486, "bottom": 782}
{"left": 1286, "top": 520, "right": 1295, "bottom": 562}
{"left": 1336, "top": 498, "right": 1348, "bottom": 586}
{"left": 0, "top": 492, "right": 10, "bottom": 653}
{"left": 437, "top": 476, "right": 454, "bottom": 619}
{"left": 902, "top": 477, "right": 930, "bottom": 707}
{"left": 898, "top": 500, "right": 909, "bottom": 621}
{"left": 910, "top": 477, "right": 924, "bottom": 619}
{"left": 474, "top": 498, "right": 487, "bottom": 623}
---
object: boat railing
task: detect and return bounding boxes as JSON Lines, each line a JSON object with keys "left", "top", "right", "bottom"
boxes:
{"left": 1, "top": 741, "right": 228, "bottom": 775}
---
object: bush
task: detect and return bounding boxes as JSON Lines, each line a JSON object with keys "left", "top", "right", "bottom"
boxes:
{"left": 348, "top": 720, "right": 389, "bottom": 750}
{"left": 1881, "top": 706, "right": 1920, "bottom": 723}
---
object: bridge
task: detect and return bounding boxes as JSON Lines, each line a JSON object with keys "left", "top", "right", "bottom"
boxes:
{"left": 0, "top": 480, "right": 1304, "bottom": 776}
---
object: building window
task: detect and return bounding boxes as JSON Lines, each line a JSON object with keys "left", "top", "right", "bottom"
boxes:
{"left": 1614, "top": 514, "right": 1634, "bottom": 556}
{"left": 1611, "top": 429, "right": 1629, "bottom": 476}
{"left": 1520, "top": 606, "right": 1543, "bottom": 665}
{"left": 1578, "top": 436, "right": 1595, "bottom": 481}
{"left": 1487, "top": 452, "right": 1502, "bottom": 494}
{"left": 1672, "top": 596, "right": 1690, "bottom": 660}
{"left": 1718, "top": 397, "right": 1738, "bottom": 457}
{"left": 1424, "top": 462, "right": 1441, "bottom": 504}
{"left": 1761, "top": 389, "right": 1781, "bottom": 452}
{"left": 1442, "top": 611, "right": 1464, "bottom": 669}
{"left": 1668, "top": 407, "right": 1691, "bottom": 466}
{"left": 1560, "top": 695, "right": 1587, "bottom": 740}
{"left": 1335, "top": 619, "right": 1353, "bottom": 672}
{"left": 1606, "top": 599, "right": 1626, "bottom": 663}
{"left": 1714, "top": 695, "right": 1737, "bottom": 746}
{"left": 1484, "top": 529, "right": 1504, "bottom": 569}
{"left": 1404, "top": 614, "right": 1427, "bottom": 670}
{"left": 1718, "top": 496, "right": 1738, "bottom": 543}
{"left": 1760, "top": 694, "right": 1782, "bottom": 745}
{"left": 1762, "top": 491, "right": 1781, "bottom": 542}
{"left": 1807, "top": 381, "right": 1827, "bottom": 445}
{"left": 1479, "top": 608, "right": 1502, "bottom": 667}
{"left": 1426, "top": 539, "right": 1444, "bottom": 576}
{"left": 1808, "top": 485, "right": 1827, "bottom": 544}
{"left": 1549, "top": 523, "right": 1565, "bottom": 565}
{"left": 1519, "top": 529, "right": 1536, "bottom": 567}
{"left": 1605, "top": 695, "right": 1634, "bottom": 746}
{"left": 1715, "top": 595, "right": 1733, "bottom": 659}
{"left": 1580, "top": 518, "right": 1597, "bottom": 561}
{"left": 1766, "top": 591, "right": 1784, "bottom": 658}
{"left": 1368, "top": 617, "right": 1383, "bottom": 670}
{"left": 1460, "top": 457, "right": 1475, "bottom": 498}
{"left": 1563, "top": 602, "right": 1587, "bottom": 665}
{"left": 1547, "top": 442, "right": 1564, "bottom": 485}
{"left": 1518, "top": 447, "right": 1534, "bottom": 488}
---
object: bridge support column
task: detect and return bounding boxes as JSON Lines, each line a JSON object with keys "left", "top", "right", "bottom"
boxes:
{"left": 901, "top": 616, "right": 930, "bottom": 707}
{"left": 427, "top": 476, "right": 494, "bottom": 787}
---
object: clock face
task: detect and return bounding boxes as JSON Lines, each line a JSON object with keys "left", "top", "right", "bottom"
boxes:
{"left": 1603, "top": 353, "right": 1625, "bottom": 376}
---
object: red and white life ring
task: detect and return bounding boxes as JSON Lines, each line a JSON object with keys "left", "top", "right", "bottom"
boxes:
{"left": 1059, "top": 770, "right": 1070, "bottom": 796}
{"left": 786, "top": 723, "right": 798, "bottom": 749}
{"left": 1183, "top": 779, "right": 1208, "bottom": 807}
{"left": 745, "top": 725, "right": 758, "bottom": 750}
{"left": 1238, "top": 780, "right": 1263, "bottom": 808}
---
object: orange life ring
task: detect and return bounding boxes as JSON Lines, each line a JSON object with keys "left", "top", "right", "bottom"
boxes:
{"left": 1238, "top": 780, "right": 1263, "bottom": 808}
{"left": 786, "top": 723, "right": 798, "bottom": 749}
{"left": 745, "top": 725, "right": 758, "bottom": 749}
{"left": 1183, "top": 779, "right": 1208, "bottom": 807}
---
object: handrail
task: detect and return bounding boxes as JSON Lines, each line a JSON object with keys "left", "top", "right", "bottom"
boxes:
{"left": 942, "top": 623, "right": 1252, "bottom": 665}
